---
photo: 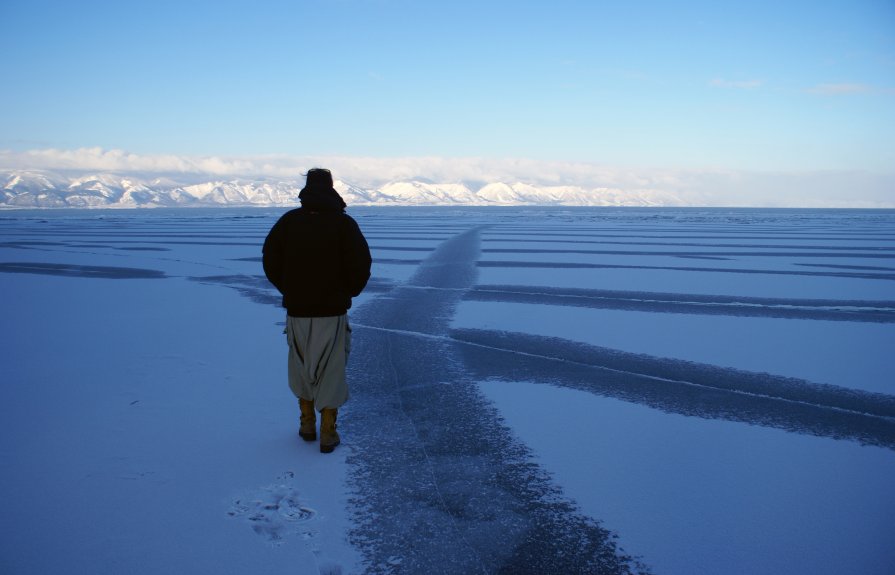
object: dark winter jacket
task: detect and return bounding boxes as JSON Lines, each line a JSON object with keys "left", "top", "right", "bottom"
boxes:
{"left": 262, "top": 186, "right": 371, "bottom": 317}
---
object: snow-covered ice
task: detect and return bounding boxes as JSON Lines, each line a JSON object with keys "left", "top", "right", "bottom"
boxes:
{"left": 1, "top": 206, "right": 893, "bottom": 574}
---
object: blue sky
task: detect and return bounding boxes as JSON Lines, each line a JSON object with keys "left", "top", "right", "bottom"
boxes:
{"left": 1, "top": 0, "right": 894, "bottom": 203}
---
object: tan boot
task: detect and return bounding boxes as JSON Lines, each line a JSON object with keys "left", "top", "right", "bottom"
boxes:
{"left": 319, "top": 408, "right": 340, "bottom": 454}
{"left": 299, "top": 398, "right": 316, "bottom": 442}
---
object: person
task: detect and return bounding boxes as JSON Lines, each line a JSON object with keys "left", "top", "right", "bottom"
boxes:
{"left": 262, "top": 168, "right": 371, "bottom": 453}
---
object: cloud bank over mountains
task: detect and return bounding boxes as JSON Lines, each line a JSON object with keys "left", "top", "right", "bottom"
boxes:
{"left": 1, "top": 148, "right": 892, "bottom": 208}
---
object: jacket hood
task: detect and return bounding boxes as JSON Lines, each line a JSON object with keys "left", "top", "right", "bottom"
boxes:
{"left": 299, "top": 185, "right": 347, "bottom": 212}
{"left": 299, "top": 168, "right": 346, "bottom": 212}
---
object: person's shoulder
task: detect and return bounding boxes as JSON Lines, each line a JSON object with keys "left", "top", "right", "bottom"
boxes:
{"left": 274, "top": 207, "right": 306, "bottom": 224}
{"left": 339, "top": 212, "right": 364, "bottom": 231}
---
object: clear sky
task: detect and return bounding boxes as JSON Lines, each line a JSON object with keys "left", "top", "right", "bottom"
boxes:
{"left": 1, "top": 0, "right": 893, "bottom": 204}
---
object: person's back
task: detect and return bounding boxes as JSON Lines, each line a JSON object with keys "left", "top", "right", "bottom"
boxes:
{"left": 264, "top": 204, "right": 369, "bottom": 317}
{"left": 262, "top": 168, "right": 371, "bottom": 453}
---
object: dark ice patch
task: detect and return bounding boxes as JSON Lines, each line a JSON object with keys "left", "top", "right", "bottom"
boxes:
{"left": 0, "top": 262, "right": 166, "bottom": 279}
{"left": 188, "top": 274, "right": 281, "bottom": 306}
{"left": 0, "top": 240, "right": 67, "bottom": 248}
{"left": 347, "top": 227, "right": 649, "bottom": 574}
{"left": 364, "top": 235, "right": 455, "bottom": 241}
{"left": 482, "top": 237, "right": 895, "bottom": 252}
{"left": 477, "top": 260, "right": 895, "bottom": 280}
{"left": 115, "top": 246, "right": 170, "bottom": 252}
{"left": 485, "top": 231, "right": 895, "bottom": 242}
{"left": 467, "top": 285, "right": 895, "bottom": 323}
{"left": 451, "top": 328, "right": 895, "bottom": 450}
{"left": 795, "top": 263, "right": 895, "bottom": 272}
{"left": 482, "top": 247, "right": 895, "bottom": 259}
{"left": 347, "top": 327, "right": 649, "bottom": 574}
{"left": 370, "top": 245, "right": 437, "bottom": 252}
{"left": 153, "top": 240, "right": 259, "bottom": 246}
{"left": 673, "top": 255, "right": 732, "bottom": 260}
{"left": 374, "top": 258, "right": 425, "bottom": 265}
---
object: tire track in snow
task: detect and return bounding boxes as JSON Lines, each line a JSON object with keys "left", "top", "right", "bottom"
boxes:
{"left": 345, "top": 227, "right": 648, "bottom": 575}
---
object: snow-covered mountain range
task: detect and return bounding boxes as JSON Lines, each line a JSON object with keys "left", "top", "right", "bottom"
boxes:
{"left": 1, "top": 170, "right": 687, "bottom": 208}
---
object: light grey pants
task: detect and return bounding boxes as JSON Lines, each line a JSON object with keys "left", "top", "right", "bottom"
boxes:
{"left": 286, "top": 314, "right": 351, "bottom": 411}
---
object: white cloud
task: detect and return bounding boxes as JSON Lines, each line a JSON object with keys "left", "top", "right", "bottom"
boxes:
{"left": 0, "top": 148, "right": 304, "bottom": 179}
{"left": 0, "top": 148, "right": 663, "bottom": 188}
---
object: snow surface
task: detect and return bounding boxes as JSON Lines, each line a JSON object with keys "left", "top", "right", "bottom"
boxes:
{"left": 1, "top": 206, "right": 894, "bottom": 574}
{"left": 478, "top": 380, "right": 895, "bottom": 575}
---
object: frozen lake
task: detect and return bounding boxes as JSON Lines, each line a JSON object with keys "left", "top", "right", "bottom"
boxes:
{"left": 1, "top": 207, "right": 894, "bottom": 574}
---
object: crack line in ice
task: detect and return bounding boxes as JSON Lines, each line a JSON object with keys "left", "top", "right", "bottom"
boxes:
{"left": 475, "top": 287, "right": 895, "bottom": 312}
{"left": 477, "top": 260, "right": 895, "bottom": 280}
{"left": 351, "top": 322, "right": 893, "bottom": 422}
{"left": 369, "top": 284, "right": 895, "bottom": 318}
{"left": 468, "top": 287, "right": 895, "bottom": 319}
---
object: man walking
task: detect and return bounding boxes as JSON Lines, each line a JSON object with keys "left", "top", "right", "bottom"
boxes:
{"left": 262, "top": 168, "right": 372, "bottom": 453}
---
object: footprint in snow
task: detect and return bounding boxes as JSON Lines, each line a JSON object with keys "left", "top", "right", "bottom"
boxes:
{"left": 228, "top": 473, "right": 317, "bottom": 544}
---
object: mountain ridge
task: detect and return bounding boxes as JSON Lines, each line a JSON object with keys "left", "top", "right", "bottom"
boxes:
{"left": 1, "top": 169, "right": 687, "bottom": 208}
